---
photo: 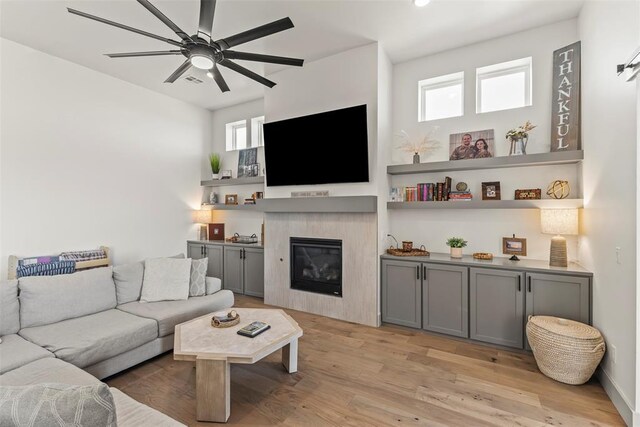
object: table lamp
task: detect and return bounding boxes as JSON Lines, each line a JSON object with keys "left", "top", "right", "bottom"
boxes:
{"left": 193, "top": 209, "right": 213, "bottom": 241}
{"left": 540, "top": 209, "right": 578, "bottom": 267}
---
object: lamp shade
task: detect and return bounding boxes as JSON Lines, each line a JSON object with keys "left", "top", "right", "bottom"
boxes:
{"left": 192, "top": 209, "right": 213, "bottom": 224}
{"left": 540, "top": 209, "right": 578, "bottom": 235}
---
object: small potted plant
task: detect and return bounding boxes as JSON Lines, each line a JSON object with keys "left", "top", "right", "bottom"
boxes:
{"left": 209, "top": 153, "right": 221, "bottom": 180}
{"left": 446, "top": 237, "right": 467, "bottom": 258}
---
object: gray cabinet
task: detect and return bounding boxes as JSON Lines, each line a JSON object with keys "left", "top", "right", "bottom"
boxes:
{"left": 204, "top": 244, "right": 224, "bottom": 280}
{"left": 525, "top": 272, "right": 590, "bottom": 324}
{"left": 243, "top": 248, "right": 265, "bottom": 298}
{"left": 187, "top": 243, "right": 205, "bottom": 260}
{"left": 381, "top": 260, "right": 422, "bottom": 328}
{"left": 470, "top": 268, "right": 524, "bottom": 349}
{"left": 223, "top": 246, "right": 244, "bottom": 294}
{"left": 422, "top": 264, "right": 468, "bottom": 338}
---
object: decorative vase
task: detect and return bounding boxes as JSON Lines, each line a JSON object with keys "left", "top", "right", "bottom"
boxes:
{"left": 212, "top": 173, "right": 220, "bottom": 180}
{"left": 413, "top": 153, "right": 420, "bottom": 164}
{"left": 509, "top": 137, "right": 528, "bottom": 156}
{"left": 209, "top": 192, "right": 218, "bottom": 204}
{"left": 450, "top": 247, "right": 463, "bottom": 258}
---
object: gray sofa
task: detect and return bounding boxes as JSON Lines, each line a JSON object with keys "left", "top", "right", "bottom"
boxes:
{"left": 0, "top": 264, "right": 234, "bottom": 426}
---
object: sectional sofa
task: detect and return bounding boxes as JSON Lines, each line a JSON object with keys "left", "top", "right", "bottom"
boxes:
{"left": 0, "top": 263, "right": 234, "bottom": 425}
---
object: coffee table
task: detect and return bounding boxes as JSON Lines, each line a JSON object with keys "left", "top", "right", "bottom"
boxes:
{"left": 174, "top": 308, "right": 303, "bottom": 423}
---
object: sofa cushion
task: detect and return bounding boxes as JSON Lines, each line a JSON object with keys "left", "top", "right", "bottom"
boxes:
{"left": 0, "top": 358, "right": 100, "bottom": 387}
{"left": 19, "top": 267, "right": 117, "bottom": 328}
{"left": 189, "top": 258, "right": 207, "bottom": 297}
{"left": 113, "top": 261, "right": 145, "bottom": 305}
{"left": 140, "top": 258, "right": 191, "bottom": 303}
{"left": 117, "top": 290, "right": 235, "bottom": 337}
{"left": 205, "top": 277, "right": 222, "bottom": 295}
{"left": 0, "top": 383, "right": 117, "bottom": 427}
{"left": 19, "top": 309, "right": 157, "bottom": 368}
{"left": 0, "top": 280, "right": 20, "bottom": 336}
{"left": 0, "top": 334, "right": 54, "bottom": 375}
{"left": 109, "top": 388, "right": 185, "bottom": 427}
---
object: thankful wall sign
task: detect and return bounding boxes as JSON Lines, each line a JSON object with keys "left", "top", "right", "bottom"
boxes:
{"left": 551, "top": 41, "right": 581, "bottom": 152}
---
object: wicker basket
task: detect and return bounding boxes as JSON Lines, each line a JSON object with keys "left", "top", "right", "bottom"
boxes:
{"left": 526, "top": 315, "right": 605, "bottom": 385}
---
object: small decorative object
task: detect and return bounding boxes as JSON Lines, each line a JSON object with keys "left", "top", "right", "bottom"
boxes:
{"left": 515, "top": 189, "right": 542, "bottom": 200}
{"left": 506, "top": 121, "right": 537, "bottom": 155}
{"left": 546, "top": 180, "right": 570, "bottom": 199}
{"left": 244, "top": 198, "right": 256, "bottom": 205}
{"left": 228, "top": 233, "right": 259, "bottom": 244}
{"left": 237, "top": 148, "right": 258, "bottom": 178}
{"left": 446, "top": 237, "right": 467, "bottom": 258}
{"left": 396, "top": 128, "right": 441, "bottom": 164}
{"left": 211, "top": 310, "right": 240, "bottom": 328}
{"left": 208, "top": 223, "right": 225, "bottom": 241}
{"left": 193, "top": 210, "right": 212, "bottom": 241}
{"left": 551, "top": 41, "right": 581, "bottom": 152}
{"left": 225, "top": 194, "right": 238, "bottom": 205}
{"left": 209, "top": 153, "right": 221, "bottom": 179}
{"left": 503, "top": 235, "right": 527, "bottom": 261}
{"left": 526, "top": 315, "right": 604, "bottom": 385}
{"left": 253, "top": 191, "right": 264, "bottom": 199}
{"left": 221, "top": 170, "right": 233, "bottom": 179}
{"left": 449, "top": 129, "right": 495, "bottom": 160}
{"left": 387, "top": 245, "right": 430, "bottom": 257}
{"left": 456, "top": 182, "right": 468, "bottom": 192}
{"left": 209, "top": 191, "right": 218, "bottom": 204}
{"left": 473, "top": 252, "right": 493, "bottom": 260}
{"left": 402, "top": 241, "right": 413, "bottom": 252}
{"left": 481, "top": 182, "right": 501, "bottom": 200}
{"left": 541, "top": 209, "right": 579, "bottom": 267}
{"left": 389, "top": 187, "right": 403, "bottom": 202}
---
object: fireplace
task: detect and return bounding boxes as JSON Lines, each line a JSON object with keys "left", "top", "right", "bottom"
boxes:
{"left": 290, "top": 237, "right": 342, "bottom": 297}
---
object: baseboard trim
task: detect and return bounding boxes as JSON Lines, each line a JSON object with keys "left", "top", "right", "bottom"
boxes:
{"left": 596, "top": 367, "right": 634, "bottom": 426}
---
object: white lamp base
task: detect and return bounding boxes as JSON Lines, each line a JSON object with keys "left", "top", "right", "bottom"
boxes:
{"left": 199, "top": 225, "right": 208, "bottom": 241}
{"left": 549, "top": 235, "right": 568, "bottom": 267}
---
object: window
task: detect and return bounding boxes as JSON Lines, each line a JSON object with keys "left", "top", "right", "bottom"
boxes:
{"left": 225, "top": 120, "right": 247, "bottom": 151}
{"left": 251, "top": 116, "right": 265, "bottom": 148}
{"left": 418, "top": 72, "right": 464, "bottom": 122}
{"left": 476, "top": 57, "right": 532, "bottom": 113}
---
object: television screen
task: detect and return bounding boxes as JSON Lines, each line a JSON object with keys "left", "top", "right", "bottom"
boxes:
{"left": 263, "top": 105, "right": 369, "bottom": 187}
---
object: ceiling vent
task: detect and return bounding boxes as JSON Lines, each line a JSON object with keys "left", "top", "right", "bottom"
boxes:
{"left": 184, "top": 75, "right": 203, "bottom": 84}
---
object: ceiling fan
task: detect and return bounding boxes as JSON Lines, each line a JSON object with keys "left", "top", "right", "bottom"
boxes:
{"left": 67, "top": 0, "right": 304, "bottom": 92}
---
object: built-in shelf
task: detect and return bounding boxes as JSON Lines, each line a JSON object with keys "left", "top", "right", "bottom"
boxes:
{"left": 387, "top": 151, "right": 584, "bottom": 175}
{"left": 203, "top": 203, "right": 261, "bottom": 211}
{"left": 260, "top": 196, "right": 377, "bottom": 213}
{"left": 387, "top": 199, "right": 583, "bottom": 210}
{"left": 201, "top": 176, "right": 265, "bottom": 187}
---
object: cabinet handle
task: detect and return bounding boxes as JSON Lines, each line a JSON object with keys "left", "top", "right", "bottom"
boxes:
{"left": 416, "top": 265, "right": 420, "bottom": 280}
{"left": 518, "top": 276, "right": 521, "bottom": 292}
{"left": 204, "top": 246, "right": 207, "bottom": 256}
{"left": 528, "top": 276, "right": 532, "bottom": 292}
{"left": 243, "top": 249, "right": 246, "bottom": 259}
{"left": 423, "top": 266, "right": 427, "bottom": 280}
{"left": 240, "top": 249, "right": 243, "bottom": 260}
{"left": 201, "top": 245, "right": 204, "bottom": 256}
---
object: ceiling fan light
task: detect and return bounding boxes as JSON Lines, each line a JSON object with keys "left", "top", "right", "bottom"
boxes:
{"left": 413, "top": 0, "right": 431, "bottom": 6}
{"left": 206, "top": 71, "right": 214, "bottom": 79}
{"left": 190, "top": 54, "right": 214, "bottom": 70}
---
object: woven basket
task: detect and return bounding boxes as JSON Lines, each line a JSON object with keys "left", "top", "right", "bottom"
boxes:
{"left": 526, "top": 315, "right": 605, "bottom": 385}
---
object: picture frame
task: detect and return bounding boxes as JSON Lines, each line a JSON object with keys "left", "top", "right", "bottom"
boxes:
{"left": 221, "top": 170, "right": 233, "bottom": 179}
{"left": 515, "top": 188, "right": 542, "bottom": 200}
{"left": 207, "top": 223, "right": 225, "bottom": 241}
{"left": 481, "top": 182, "right": 501, "bottom": 200}
{"left": 502, "top": 237, "right": 527, "bottom": 256}
{"left": 237, "top": 148, "right": 258, "bottom": 178}
{"left": 225, "top": 194, "right": 238, "bottom": 205}
{"left": 449, "top": 129, "right": 495, "bottom": 161}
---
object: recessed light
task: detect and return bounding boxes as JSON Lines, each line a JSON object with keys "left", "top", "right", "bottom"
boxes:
{"left": 413, "top": 0, "right": 431, "bottom": 6}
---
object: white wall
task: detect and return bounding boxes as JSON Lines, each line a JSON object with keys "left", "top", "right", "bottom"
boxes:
{"left": 264, "top": 43, "right": 379, "bottom": 199}
{"left": 577, "top": 2, "right": 639, "bottom": 424}
{"left": 388, "top": 19, "right": 580, "bottom": 260}
{"left": 0, "top": 38, "right": 211, "bottom": 276}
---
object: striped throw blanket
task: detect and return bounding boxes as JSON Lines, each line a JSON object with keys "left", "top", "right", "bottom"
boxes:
{"left": 59, "top": 249, "right": 107, "bottom": 262}
{"left": 16, "top": 261, "right": 76, "bottom": 278}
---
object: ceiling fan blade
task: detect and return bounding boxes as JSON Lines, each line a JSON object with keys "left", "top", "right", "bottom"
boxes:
{"left": 219, "top": 59, "right": 276, "bottom": 88}
{"left": 198, "top": 0, "right": 217, "bottom": 42}
{"left": 106, "top": 50, "right": 184, "bottom": 58}
{"left": 216, "top": 17, "right": 294, "bottom": 50}
{"left": 209, "top": 64, "right": 230, "bottom": 92}
{"left": 165, "top": 59, "right": 192, "bottom": 83}
{"left": 67, "top": 8, "right": 182, "bottom": 47}
{"left": 223, "top": 51, "right": 303, "bottom": 67}
{"left": 136, "top": 0, "right": 192, "bottom": 42}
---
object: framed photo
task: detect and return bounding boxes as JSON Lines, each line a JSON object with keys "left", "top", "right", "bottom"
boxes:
{"left": 503, "top": 237, "right": 527, "bottom": 256}
{"left": 207, "top": 223, "right": 225, "bottom": 241}
{"left": 225, "top": 194, "right": 238, "bottom": 205}
{"left": 221, "top": 170, "right": 233, "bottom": 179}
{"left": 481, "top": 181, "right": 501, "bottom": 200}
{"left": 237, "top": 148, "right": 258, "bottom": 178}
{"left": 449, "top": 129, "right": 495, "bottom": 160}
{"left": 515, "top": 188, "right": 542, "bottom": 200}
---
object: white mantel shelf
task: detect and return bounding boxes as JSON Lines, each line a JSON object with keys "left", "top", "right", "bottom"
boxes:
{"left": 201, "top": 176, "right": 265, "bottom": 187}
{"left": 388, "top": 199, "right": 583, "bottom": 210}
{"left": 260, "top": 196, "right": 377, "bottom": 213}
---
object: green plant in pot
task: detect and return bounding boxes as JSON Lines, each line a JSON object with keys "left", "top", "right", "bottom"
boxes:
{"left": 446, "top": 237, "right": 467, "bottom": 259}
{"left": 209, "top": 153, "right": 221, "bottom": 180}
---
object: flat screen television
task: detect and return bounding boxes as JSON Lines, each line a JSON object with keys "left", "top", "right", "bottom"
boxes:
{"left": 263, "top": 104, "right": 369, "bottom": 187}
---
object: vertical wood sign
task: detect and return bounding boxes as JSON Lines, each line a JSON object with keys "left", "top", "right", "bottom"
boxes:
{"left": 551, "top": 41, "right": 581, "bottom": 151}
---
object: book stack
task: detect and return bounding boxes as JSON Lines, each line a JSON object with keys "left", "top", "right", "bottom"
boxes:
{"left": 390, "top": 177, "right": 462, "bottom": 202}
{"left": 405, "top": 187, "right": 418, "bottom": 202}
{"left": 448, "top": 191, "right": 473, "bottom": 201}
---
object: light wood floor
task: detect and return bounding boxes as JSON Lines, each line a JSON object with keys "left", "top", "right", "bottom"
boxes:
{"left": 107, "top": 295, "right": 624, "bottom": 426}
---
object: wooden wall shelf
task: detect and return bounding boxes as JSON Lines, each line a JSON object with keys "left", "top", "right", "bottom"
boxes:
{"left": 201, "top": 176, "right": 265, "bottom": 187}
{"left": 387, "top": 199, "right": 584, "bottom": 210}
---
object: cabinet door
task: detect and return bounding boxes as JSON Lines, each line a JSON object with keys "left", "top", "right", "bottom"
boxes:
{"left": 243, "top": 248, "right": 264, "bottom": 298}
{"left": 525, "top": 273, "right": 590, "bottom": 324}
{"left": 223, "top": 247, "right": 244, "bottom": 294}
{"left": 381, "top": 260, "right": 421, "bottom": 328}
{"left": 187, "top": 243, "right": 204, "bottom": 260}
{"left": 204, "top": 244, "right": 224, "bottom": 279}
{"left": 470, "top": 268, "right": 525, "bottom": 349}
{"left": 422, "top": 264, "right": 468, "bottom": 338}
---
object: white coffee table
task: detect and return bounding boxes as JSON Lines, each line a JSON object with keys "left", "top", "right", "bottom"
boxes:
{"left": 174, "top": 308, "right": 303, "bottom": 423}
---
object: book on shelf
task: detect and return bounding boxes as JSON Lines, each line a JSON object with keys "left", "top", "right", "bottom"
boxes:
{"left": 449, "top": 191, "right": 473, "bottom": 200}
{"left": 444, "top": 176, "right": 452, "bottom": 201}
{"left": 405, "top": 186, "right": 418, "bottom": 202}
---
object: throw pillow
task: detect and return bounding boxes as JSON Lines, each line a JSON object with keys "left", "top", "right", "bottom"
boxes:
{"left": 140, "top": 258, "right": 191, "bottom": 302}
{"left": 0, "top": 383, "right": 117, "bottom": 427}
{"left": 205, "top": 276, "right": 222, "bottom": 295}
{"left": 113, "top": 261, "right": 144, "bottom": 305}
{"left": 189, "top": 258, "right": 208, "bottom": 297}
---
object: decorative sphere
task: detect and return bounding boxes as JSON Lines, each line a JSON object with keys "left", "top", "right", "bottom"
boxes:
{"left": 546, "top": 180, "right": 570, "bottom": 199}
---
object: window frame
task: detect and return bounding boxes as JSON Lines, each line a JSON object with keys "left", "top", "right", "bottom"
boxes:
{"left": 418, "top": 71, "right": 465, "bottom": 122}
{"left": 225, "top": 119, "right": 248, "bottom": 152}
{"left": 476, "top": 57, "right": 532, "bottom": 114}
{"left": 250, "top": 116, "right": 265, "bottom": 148}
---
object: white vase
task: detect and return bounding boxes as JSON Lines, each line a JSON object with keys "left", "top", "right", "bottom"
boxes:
{"left": 450, "top": 247, "right": 463, "bottom": 258}
{"left": 212, "top": 173, "right": 220, "bottom": 180}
